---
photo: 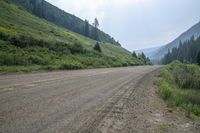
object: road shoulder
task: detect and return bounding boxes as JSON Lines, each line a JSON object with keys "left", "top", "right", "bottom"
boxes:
{"left": 78, "top": 68, "right": 200, "bottom": 132}
{"left": 150, "top": 71, "right": 200, "bottom": 133}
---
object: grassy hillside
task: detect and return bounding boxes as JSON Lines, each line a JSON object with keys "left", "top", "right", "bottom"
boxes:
{"left": 0, "top": 0, "right": 148, "bottom": 73}
{"left": 8, "top": 0, "right": 120, "bottom": 45}
{"left": 156, "top": 61, "right": 200, "bottom": 118}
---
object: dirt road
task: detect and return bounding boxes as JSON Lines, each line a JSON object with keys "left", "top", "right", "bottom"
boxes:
{"left": 0, "top": 66, "right": 199, "bottom": 133}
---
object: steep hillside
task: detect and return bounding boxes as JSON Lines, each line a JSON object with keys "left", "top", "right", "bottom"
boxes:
{"left": 0, "top": 0, "right": 147, "bottom": 73}
{"left": 8, "top": 0, "right": 120, "bottom": 45}
{"left": 161, "top": 36, "right": 200, "bottom": 64}
{"left": 139, "top": 22, "right": 200, "bottom": 64}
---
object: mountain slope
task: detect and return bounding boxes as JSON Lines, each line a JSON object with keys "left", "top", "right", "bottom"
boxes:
{"left": 8, "top": 0, "right": 120, "bottom": 45}
{"left": 138, "top": 22, "right": 200, "bottom": 64}
{"left": 161, "top": 36, "right": 200, "bottom": 64}
{"left": 0, "top": 0, "right": 147, "bottom": 73}
{"left": 136, "top": 46, "right": 161, "bottom": 58}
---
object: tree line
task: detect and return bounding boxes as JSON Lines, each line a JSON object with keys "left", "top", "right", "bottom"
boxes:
{"left": 8, "top": 0, "right": 121, "bottom": 46}
{"left": 84, "top": 18, "right": 99, "bottom": 41}
{"left": 161, "top": 36, "right": 200, "bottom": 65}
{"left": 132, "top": 51, "right": 152, "bottom": 65}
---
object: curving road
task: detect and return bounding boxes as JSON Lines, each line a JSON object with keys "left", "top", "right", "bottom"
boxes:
{"left": 0, "top": 66, "right": 162, "bottom": 133}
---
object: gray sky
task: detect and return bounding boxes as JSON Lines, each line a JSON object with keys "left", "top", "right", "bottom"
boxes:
{"left": 46, "top": 0, "right": 200, "bottom": 50}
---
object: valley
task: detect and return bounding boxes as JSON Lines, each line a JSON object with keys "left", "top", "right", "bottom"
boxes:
{"left": 0, "top": 0, "right": 200, "bottom": 132}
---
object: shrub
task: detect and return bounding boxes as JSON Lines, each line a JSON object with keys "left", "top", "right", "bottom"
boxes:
{"left": 0, "top": 51, "right": 30, "bottom": 66}
{"left": 93, "top": 42, "right": 102, "bottom": 53}
{"left": 59, "top": 61, "right": 84, "bottom": 70}
{"left": 29, "top": 55, "right": 49, "bottom": 65}
{"left": 157, "top": 61, "right": 200, "bottom": 117}
{"left": 70, "top": 43, "right": 85, "bottom": 54}
{"left": 158, "top": 80, "right": 173, "bottom": 100}
{"left": 167, "top": 61, "right": 200, "bottom": 90}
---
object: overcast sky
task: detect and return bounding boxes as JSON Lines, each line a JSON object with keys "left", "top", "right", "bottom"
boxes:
{"left": 46, "top": 0, "right": 200, "bottom": 50}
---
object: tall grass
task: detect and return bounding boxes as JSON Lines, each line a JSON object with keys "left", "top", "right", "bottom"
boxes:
{"left": 156, "top": 61, "right": 200, "bottom": 117}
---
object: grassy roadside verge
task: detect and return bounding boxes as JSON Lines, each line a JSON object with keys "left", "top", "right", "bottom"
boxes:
{"left": 156, "top": 61, "right": 200, "bottom": 118}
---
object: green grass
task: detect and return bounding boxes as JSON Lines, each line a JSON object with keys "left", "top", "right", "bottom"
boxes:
{"left": 159, "top": 123, "right": 167, "bottom": 132}
{"left": 0, "top": 0, "right": 149, "bottom": 73}
{"left": 156, "top": 61, "right": 200, "bottom": 118}
{"left": 0, "top": 65, "right": 43, "bottom": 73}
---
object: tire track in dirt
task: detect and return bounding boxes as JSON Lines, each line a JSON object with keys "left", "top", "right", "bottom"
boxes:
{"left": 77, "top": 74, "right": 144, "bottom": 133}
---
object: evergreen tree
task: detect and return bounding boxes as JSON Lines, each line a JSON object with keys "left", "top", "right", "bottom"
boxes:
{"left": 84, "top": 20, "right": 89, "bottom": 37}
{"left": 141, "top": 52, "right": 146, "bottom": 60}
{"left": 146, "top": 57, "right": 151, "bottom": 63}
{"left": 93, "top": 42, "right": 102, "bottom": 53}
{"left": 197, "top": 50, "right": 200, "bottom": 65}
{"left": 132, "top": 51, "right": 137, "bottom": 57}
{"left": 138, "top": 52, "right": 152, "bottom": 64}
{"left": 92, "top": 18, "right": 99, "bottom": 41}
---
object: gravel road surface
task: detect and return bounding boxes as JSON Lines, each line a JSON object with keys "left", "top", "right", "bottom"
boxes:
{"left": 0, "top": 66, "right": 199, "bottom": 133}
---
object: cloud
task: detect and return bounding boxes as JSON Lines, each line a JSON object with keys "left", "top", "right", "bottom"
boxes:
{"left": 108, "top": 0, "right": 141, "bottom": 6}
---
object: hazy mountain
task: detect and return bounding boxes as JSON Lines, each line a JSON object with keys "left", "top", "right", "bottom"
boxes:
{"left": 136, "top": 46, "right": 161, "bottom": 58}
{"left": 152, "top": 21, "right": 200, "bottom": 63}
{"left": 161, "top": 36, "right": 200, "bottom": 64}
{"left": 137, "top": 21, "right": 200, "bottom": 64}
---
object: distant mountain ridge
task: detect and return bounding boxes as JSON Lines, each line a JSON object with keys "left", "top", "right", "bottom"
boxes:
{"left": 137, "top": 21, "right": 200, "bottom": 64}
{"left": 135, "top": 46, "right": 161, "bottom": 58}
{"left": 161, "top": 36, "right": 200, "bottom": 64}
{"left": 8, "top": 0, "right": 120, "bottom": 45}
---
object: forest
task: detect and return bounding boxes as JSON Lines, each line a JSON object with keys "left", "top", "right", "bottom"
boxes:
{"left": 161, "top": 36, "right": 200, "bottom": 65}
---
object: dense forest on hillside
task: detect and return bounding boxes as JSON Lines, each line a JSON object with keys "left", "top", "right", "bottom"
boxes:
{"left": 145, "top": 21, "right": 200, "bottom": 64}
{"left": 7, "top": 0, "right": 120, "bottom": 45}
{"left": 161, "top": 36, "right": 200, "bottom": 65}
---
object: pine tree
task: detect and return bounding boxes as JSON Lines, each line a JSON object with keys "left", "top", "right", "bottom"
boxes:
{"left": 92, "top": 18, "right": 99, "bottom": 41}
{"left": 132, "top": 51, "right": 137, "bottom": 57}
{"left": 93, "top": 42, "right": 102, "bottom": 53}
{"left": 141, "top": 52, "right": 146, "bottom": 60}
{"left": 84, "top": 20, "right": 89, "bottom": 37}
{"left": 197, "top": 50, "right": 200, "bottom": 65}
